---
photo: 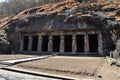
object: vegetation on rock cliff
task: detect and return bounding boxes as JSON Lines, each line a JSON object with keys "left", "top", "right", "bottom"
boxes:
{"left": 0, "top": 0, "right": 120, "bottom": 56}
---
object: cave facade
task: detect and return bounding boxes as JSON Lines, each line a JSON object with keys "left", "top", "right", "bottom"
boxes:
{"left": 16, "top": 17, "right": 103, "bottom": 56}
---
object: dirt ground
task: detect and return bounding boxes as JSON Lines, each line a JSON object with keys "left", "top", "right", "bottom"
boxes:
{"left": 0, "top": 55, "right": 119, "bottom": 80}
{"left": 95, "top": 58, "right": 120, "bottom": 80}
{"left": 12, "top": 56, "right": 104, "bottom": 79}
{"left": 0, "top": 54, "right": 34, "bottom": 61}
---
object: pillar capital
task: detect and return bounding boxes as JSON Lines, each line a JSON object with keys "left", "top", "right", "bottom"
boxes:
{"left": 72, "top": 35, "right": 76, "bottom": 40}
{"left": 49, "top": 35, "right": 53, "bottom": 40}
{"left": 38, "top": 35, "right": 42, "bottom": 40}
{"left": 60, "top": 35, "right": 64, "bottom": 40}
{"left": 29, "top": 36, "right": 32, "bottom": 40}
{"left": 84, "top": 34, "right": 88, "bottom": 37}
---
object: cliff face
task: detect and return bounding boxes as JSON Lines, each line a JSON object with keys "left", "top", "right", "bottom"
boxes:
{"left": 0, "top": 0, "right": 120, "bottom": 55}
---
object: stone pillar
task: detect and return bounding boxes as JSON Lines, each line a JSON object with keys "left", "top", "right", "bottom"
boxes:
{"left": 28, "top": 35, "right": 32, "bottom": 51}
{"left": 37, "top": 35, "right": 42, "bottom": 52}
{"left": 84, "top": 34, "right": 89, "bottom": 54}
{"left": 20, "top": 37, "right": 23, "bottom": 52}
{"left": 98, "top": 33, "right": 103, "bottom": 55}
{"left": 48, "top": 35, "right": 53, "bottom": 52}
{"left": 72, "top": 35, "right": 77, "bottom": 53}
{"left": 60, "top": 35, "right": 64, "bottom": 53}
{"left": 116, "top": 39, "right": 120, "bottom": 51}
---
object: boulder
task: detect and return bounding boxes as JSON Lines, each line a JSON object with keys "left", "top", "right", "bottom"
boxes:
{"left": 110, "top": 39, "right": 120, "bottom": 59}
{"left": 110, "top": 50, "right": 119, "bottom": 59}
{"left": 0, "top": 29, "right": 11, "bottom": 53}
{"left": 115, "top": 59, "right": 120, "bottom": 67}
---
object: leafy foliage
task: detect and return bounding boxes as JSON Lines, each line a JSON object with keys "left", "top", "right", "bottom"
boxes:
{"left": 0, "top": 0, "right": 63, "bottom": 19}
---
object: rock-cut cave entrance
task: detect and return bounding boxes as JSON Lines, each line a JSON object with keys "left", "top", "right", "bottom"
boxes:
{"left": 89, "top": 34, "right": 98, "bottom": 53}
{"left": 42, "top": 36, "right": 48, "bottom": 52}
{"left": 53, "top": 36, "right": 60, "bottom": 52}
{"left": 21, "top": 32, "right": 102, "bottom": 55}
{"left": 23, "top": 36, "right": 29, "bottom": 51}
{"left": 76, "top": 35, "right": 84, "bottom": 52}
{"left": 65, "top": 35, "right": 72, "bottom": 52}
{"left": 31, "top": 36, "right": 38, "bottom": 51}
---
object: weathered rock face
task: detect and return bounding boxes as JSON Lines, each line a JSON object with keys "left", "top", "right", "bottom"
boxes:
{"left": 0, "top": 30, "right": 10, "bottom": 53}
{"left": 0, "top": 42, "right": 10, "bottom": 53}
{"left": 110, "top": 39, "right": 120, "bottom": 58}
{"left": 0, "top": 0, "right": 120, "bottom": 55}
{"left": 116, "top": 40, "right": 120, "bottom": 50}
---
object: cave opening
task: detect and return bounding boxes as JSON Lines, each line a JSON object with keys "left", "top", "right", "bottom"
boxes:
{"left": 42, "top": 36, "right": 49, "bottom": 52}
{"left": 89, "top": 34, "right": 98, "bottom": 53}
{"left": 31, "top": 36, "right": 38, "bottom": 51}
{"left": 65, "top": 35, "right": 72, "bottom": 52}
{"left": 23, "top": 36, "right": 29, "bottom": 51}
{"left": 77, "top": 35, "right": 84, "bottom": 52}
{"left": 76, "top": 0, "right": 82, "bottom": 3}
{"left": 53, "top": 36, "right": 60, "bottom": 52}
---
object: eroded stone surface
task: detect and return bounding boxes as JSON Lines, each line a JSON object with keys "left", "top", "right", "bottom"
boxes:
{"left": 0, "top": 0, "right": 120, "bottom": 55}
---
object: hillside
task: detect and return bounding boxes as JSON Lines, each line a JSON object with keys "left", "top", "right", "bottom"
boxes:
{"left": 0, "top": 0, "right": 120, "bottom": 54}
{"left": 0, "top": 0, "right": 120, "bottom": 28}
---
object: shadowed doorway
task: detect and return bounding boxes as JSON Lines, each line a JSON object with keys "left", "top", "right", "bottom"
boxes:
{"left": 53, "top": 36, "right": 60, "bottom": 52}
{"left": 76, "top": 35, "right": 84, "bottom": 52}
{"left": 65, "top": 35, "right": 72, "bottom": 52}
{"left": 89, "top": 34, "right": 98, "bottom": 53}
{"left": 42, "top": 36, "right": 48, "bottom": 52}
{"left": 31, "top": 36, "right": 38, "bottom": 51}
{"left": 23, "top": 36, "right": 29, "bottom": 51}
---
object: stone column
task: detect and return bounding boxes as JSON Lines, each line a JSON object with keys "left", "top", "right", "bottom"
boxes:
{"left": 84, "top": 34, "right": 89, "bottom": 54}
{"left": 20, "top": 37, "right": 23, "bottom": 52}
{"left": 98, "top": 33, "right": 103, "bottom": 55}
{"left": 48, "top": 35, "right": 53, "bottom": 52}
{"left": 72, "top": 35, "right": 77, "bottom": 53}
{"left": 60, "top": 35, "right": 64, "bottom": 53}
{"left": 37, "top": 35, "right": 42, "bottom": 52}
{"left": 28, "top": 35, "right": 32, "bottom": 51}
